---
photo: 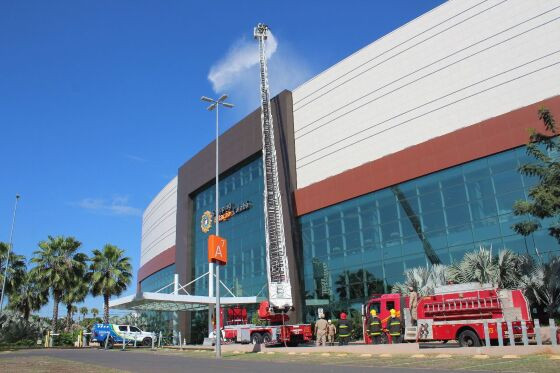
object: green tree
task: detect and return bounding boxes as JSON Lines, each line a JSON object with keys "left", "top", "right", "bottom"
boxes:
{"left": 90, "top": 244, "right": 132, "bottom": 323}
{"left": 521, "top": 255, "right": 560, "bottom": 319}
{"left": 513, "top": 108, "right": 560, "bottom": 242}
{"left": 30, "top": 236, "right": 86, "bottom": 332}
{"left": 0, "top": 242, "right": 26, "bottom": 301}
{"left": 446, "top": 247, "right": 523, "bottom": 288}
{"left": 7, "top": 271, "right": 49, "bottom": 321}
{"left": 392, "top": 264, "right": 449, "bottom": 296}
{"left": 80, "top": 307, "right": 88, "bottom": 321}
{"left": 62, "top": 272, "right": 89, "bottom": 330}
{"left": 91, "top": 307, "right": 99, "bottom": 319}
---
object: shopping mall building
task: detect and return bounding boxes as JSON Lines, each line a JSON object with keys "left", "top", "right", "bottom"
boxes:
{"left": 135, "top": 0, "right": 560, "bottom": 341}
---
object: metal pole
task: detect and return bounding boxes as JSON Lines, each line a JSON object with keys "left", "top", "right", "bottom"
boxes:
{"left": 534, "top": 319, "right": 542, "bottom": 345}
{"left": 215, "top": 102, "right": 222, "bottom": 360}
{"left": 550, "top": 319, "right": 557, "bottom": 346}
{"left": 483, "top": 321, "right": 490, "bottom": 347}
{"left": 497, "top": 322, "right": 503, "bottom": 347}
{"left": 521, "top": 321, "right": 528, "bottom": 346}
{"left": 0, "top": 195, "right": 20, "bottom": 313}
{"left": 507, "top": 321, "right": 515, "bottom": 346}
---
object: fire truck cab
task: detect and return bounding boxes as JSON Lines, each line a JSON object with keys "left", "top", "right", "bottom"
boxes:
{"left": 363, "top": 283, "right": 535, "bottom": 347}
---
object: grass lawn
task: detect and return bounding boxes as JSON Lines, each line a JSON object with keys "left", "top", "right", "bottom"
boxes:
{"left": 135, "top": 348, "right": 560, "bottom": 373}
{"left": 0, "top": 355, "right": 126, "bottom": 373}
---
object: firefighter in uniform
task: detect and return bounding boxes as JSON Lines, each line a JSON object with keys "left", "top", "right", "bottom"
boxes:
{"left": 314, "top": 314, "right": 328, "bottom": 346}
{"left": 337, "top": 312, "right": 352, "bottom": 345}
{"left": 327, "top": 320, "right": 337, "bottom": 346}
{"left": 388, "top": 309, "right": 402, "bottom": 344}
{"left": 367, "top": 309, "right": 382, "bottom": 344}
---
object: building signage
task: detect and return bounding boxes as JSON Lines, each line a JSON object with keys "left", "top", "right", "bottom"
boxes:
{"left": 200, "top": 201, "right": 252, "bottom": 233}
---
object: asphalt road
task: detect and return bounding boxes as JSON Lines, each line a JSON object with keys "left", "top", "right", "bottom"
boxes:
{"left": 1, "top": 348, "right": 471, "bottom": 373}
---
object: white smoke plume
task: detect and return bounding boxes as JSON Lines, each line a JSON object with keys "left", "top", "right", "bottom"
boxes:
{"left": 208, "top": 30, "right": 311, "bottom": 114}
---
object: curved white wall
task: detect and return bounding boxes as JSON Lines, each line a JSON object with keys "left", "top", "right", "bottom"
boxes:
{"left": 141, "top": 176, "right": 177, "bottom": 266}
{"left": 293, "top": 0, "right": 560, "bottom": 188}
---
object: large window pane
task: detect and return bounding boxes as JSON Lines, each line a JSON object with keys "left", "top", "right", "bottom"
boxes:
{"left": 422, "top": 210, "right": 445, "bottom": 232}
{"left": 470, "top": 198, "right": 497, "bottom": 220}
{"left": 466, "top": 178, "right": 494, "bottom": 201}
{"left": 362, "top": 227, "right": 381, "bottom": 245}
{"left": 381, "top": 221, "right": 400, "bottom": 241}
{"left": 447, "top": 224, "right": 473, "bottom": 246}
{"left": 472, "top": 217, "right": 500, "bottom": 242}
{"left": 442, "top": 184, "right": 468, "bottom": 206}
{"left": 379, "top": 199, "right": 398, "bottom": 222}
{"left": 445, "top": 204, "right": 470, "bottom": 227}
{"left": 488, "top": 151, "right": 518, "bottom": 174}
{"left": 343, "top": 207, "right": 360, "bottom": 233}
{"left": 496, "top": 190, "right": 525, "bottom": 215}
{"left": 493, "top": 171, "right": 524, "bottom": 194}
{"left": 312, "top": 223, "right": 327, "bottom": 241}
{"left": 419, "top": 192, "right": 443, "bottom": 212}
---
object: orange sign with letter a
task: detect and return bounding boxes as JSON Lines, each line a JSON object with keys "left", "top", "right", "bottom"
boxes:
{"left": 208, "top": 235, "right": 227, "bottom": 265}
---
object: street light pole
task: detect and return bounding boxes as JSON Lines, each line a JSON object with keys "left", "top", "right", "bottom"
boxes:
{"left": 0, "top": 194, "right": 21, "bottom": 314}
{"left": 201, "top": 95, "right": 233, "bottom": 359}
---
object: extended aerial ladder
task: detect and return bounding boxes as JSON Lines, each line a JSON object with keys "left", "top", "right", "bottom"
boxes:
{"left": 254, "top": 23, "right": 292, "bottom": 311}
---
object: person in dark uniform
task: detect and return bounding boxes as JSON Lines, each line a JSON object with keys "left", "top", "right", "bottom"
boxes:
{"left": 367, "top": 309, "right": 382, "bottom": 344}
{"left": 388, "top": 309, "right": 402, "bottom": 344}
{"left": 338, "top": 312, "right": 352, "bottom": 346}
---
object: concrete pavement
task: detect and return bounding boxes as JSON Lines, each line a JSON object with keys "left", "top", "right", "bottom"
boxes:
{"left": 0, "top": 348, "right": 479, "bottom": 373}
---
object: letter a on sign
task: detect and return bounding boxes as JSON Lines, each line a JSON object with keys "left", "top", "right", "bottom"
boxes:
{"left": 208, "top": 235, "right": 227, "bottom": 265}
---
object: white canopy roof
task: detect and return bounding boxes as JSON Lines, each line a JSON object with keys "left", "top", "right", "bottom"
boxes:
{"left": 109, "top": 291, "right": 262, "bottom": 312}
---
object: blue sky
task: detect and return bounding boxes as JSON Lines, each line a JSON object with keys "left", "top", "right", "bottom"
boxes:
{"left": 0, "top": 0, "right": 445, "bottom": 316}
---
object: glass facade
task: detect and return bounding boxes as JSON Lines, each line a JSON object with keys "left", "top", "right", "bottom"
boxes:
{"left": 299, "top": 146, "right": 559, "bottom": 321}
{"left": 191, "top": 155, "right": 267, "bottom": 298}
{"left": 140, "top": 264, "right": 176, "bottom": 293}
{"left": 139, "top": 264, "right": 176, "bottom": 335}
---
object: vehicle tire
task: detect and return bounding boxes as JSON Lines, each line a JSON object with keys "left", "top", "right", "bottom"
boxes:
{"left": 457, "top": 330, "right": 481, "bottom": 347}
{"left": 287, "top": 341, "right": 299, "bottom": 347}
{"left": 106, "top": 337, "right": 114, "bottom": 349}
{"left": 142, "top": 337, "right": 152, "bottom": 347}
{"left": 262, "top": 332, "right": 272, "bottom": 344}
{"left": 250, "top": 333, "right": 263, "bottom": 344}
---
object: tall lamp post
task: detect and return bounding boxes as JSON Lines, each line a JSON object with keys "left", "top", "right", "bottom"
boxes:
{"left": 201, "top": 94, "right": 233, "bottom": 359}
{"left": 0, "top": 194, "right": 21, "bottom": 314}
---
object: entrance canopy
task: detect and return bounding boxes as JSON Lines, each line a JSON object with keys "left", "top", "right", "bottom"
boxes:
{"left": 110, "top": 292, "right": 262, "bottom": 312}
{"left": 109, "top": 272, "right": 264, "bottom": 312}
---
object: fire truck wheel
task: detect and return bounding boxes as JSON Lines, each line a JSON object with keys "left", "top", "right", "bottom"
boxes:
{"left": 457, "top": 329, "right": 480, "bottom": 347}
{"left": 262, "top": 332, "right": 272, "bottom": 344}
{"left": 250, "top": 333, "right": 263, "bottom": 344}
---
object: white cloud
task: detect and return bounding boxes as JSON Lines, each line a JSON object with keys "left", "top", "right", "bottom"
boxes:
{"left": 208, "top": 30, "right": 312, "bottom": 113}
{"left": 124, "top": 154, "right": 148, "bottom": 163}
{"left": 77, "top": 195, "right": 142, "bottom": 217}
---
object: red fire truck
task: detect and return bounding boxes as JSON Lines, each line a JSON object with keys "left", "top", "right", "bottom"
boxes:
{"left": 218, "top": 301, "right": 313, "bottom": 346}
{"left": 363, "top": 283, "right": 535, "bottom": 347}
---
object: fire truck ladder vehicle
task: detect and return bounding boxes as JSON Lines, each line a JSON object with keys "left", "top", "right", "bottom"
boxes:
{"left": 254, "top": 23, "right": 292, "bottom": 311}
{"left": 363, "top": 283, "right": 535, "bottom": 347}
{"left": 212, "top": 24, "right": 313, "bottom": 346}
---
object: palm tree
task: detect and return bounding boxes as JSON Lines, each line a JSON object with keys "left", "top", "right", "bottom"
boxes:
{"left": 392, "top": 264, "right": 449, "bottom": 296}
{"left": 7, "top": 271, "right": 49, "bottom": 321}
{"left": 62, "top": 276, "right": 89, "bottom": 330}
{"left": 521, "top": 256, "right": 560, "bottom": 319}
{"left": 80, "top": 307, "right": 88, "bottom": 321}
{"left": 90, "top": 244, "right": 132, "bottom": 323}
{"left": 0, "top": 242, "right": 26, "bottom": 300}
{"left": 447, "top": 247, "right": 522, "bottom": 288}
{"left": 91, "top": 307, "right": 99, "bottom": 319}
{"left": 30, "top": 235, "right": 86, "bottom": 332}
